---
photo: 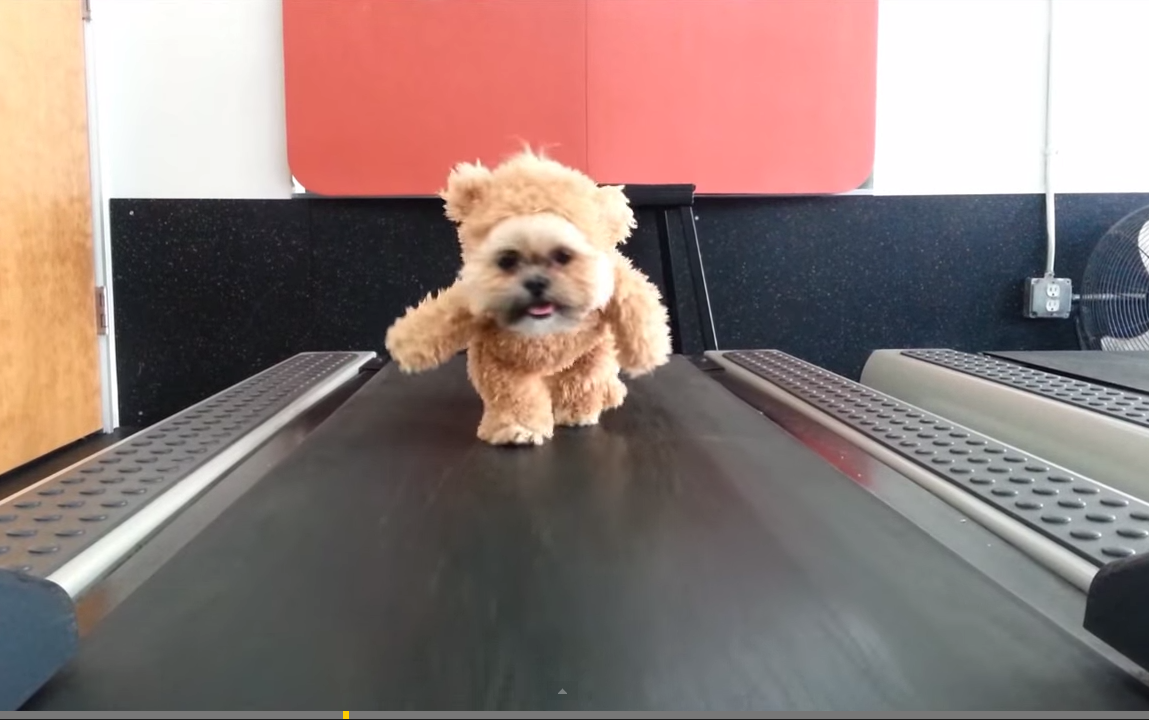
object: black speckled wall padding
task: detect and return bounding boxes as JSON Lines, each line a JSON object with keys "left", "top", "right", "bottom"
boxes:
{"left": 109, "top": 193, "right": 1149, "bottom": 427}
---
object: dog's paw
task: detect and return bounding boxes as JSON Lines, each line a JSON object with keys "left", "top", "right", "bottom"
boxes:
{"left": 554, "top": 408, "right": 601, "bottom": 428}
{"left": 478, "top": 421, "right": 551, "bottom": 447}
{"left": 602, "top": 377, "right": 628, "bottom": 410}
{"left": 385, "top": 329, "right": 439, "bottom": 374}
{"left": 620, "top": 354, "right": 669, "bottom": 379}
{"left": 391, "top": 351, "right": 440, "bottom": 374}
{"left": 618, "top": 335, "right": 671, "bottom": 379}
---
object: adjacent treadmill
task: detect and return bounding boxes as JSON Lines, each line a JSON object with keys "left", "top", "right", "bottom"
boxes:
{"left": 862, "top": 349, "right": 1149, "bottom": 503}
{"left": 5, "top": 348, "right": 1149, "bottom": 711}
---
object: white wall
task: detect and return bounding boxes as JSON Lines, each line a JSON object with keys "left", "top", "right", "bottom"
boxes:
{"left": 86, "top": 0, "right": 1149, "bottom": 199}
{"left": 876, "top": 0, "right": 1149, "bottom": 196}
{"left": 1047, "top": 0, "right": 1149, "bottom": 194}
{"left": 873, "top": 0, "right": 1050, "bottom": 195}
{"left": 89, "top": 0, "right": 293, "bottom": 199}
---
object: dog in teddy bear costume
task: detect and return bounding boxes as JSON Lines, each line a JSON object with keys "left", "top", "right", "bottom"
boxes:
{"left": 384, "top": 149, "right": 673, "bottom": 447}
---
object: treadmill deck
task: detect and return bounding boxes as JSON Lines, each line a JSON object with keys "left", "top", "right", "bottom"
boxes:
{"left": 24, "top": 358, "right": 1149, "bottom": 710}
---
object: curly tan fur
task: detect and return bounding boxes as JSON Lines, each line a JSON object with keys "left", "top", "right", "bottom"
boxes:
{"left": 384, "top": 149, "right": 671, "bottom": 447}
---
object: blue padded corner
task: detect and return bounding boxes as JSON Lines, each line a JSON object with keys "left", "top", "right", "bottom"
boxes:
{"left": 0, "top": 569, "right": 78, "bottom": 710}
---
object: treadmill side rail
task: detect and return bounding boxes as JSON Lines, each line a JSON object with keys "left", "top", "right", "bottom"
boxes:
{"left": 713, "top": 349, "right": 1149, "bottom": 573}
{"left": 0, "top": 569, "right": 78, "bottom": 710}
{"left": 0, "top": 351, "right": 376, "bottom": 598}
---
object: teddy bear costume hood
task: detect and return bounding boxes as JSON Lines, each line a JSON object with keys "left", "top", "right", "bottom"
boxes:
{"left": 439, "top": 149, "right": 637, "bottom": 256}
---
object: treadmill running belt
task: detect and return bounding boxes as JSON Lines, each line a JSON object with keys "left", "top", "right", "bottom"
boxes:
{"left": 988, "top": 350, "right": 1149, "bottom": 396}
{"left": 25, "top": 359, "right": 1149, "bottom": 710}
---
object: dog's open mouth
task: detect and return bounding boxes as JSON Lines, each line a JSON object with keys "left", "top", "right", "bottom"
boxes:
{"left": 526, "top": 301, "right": 556, "bottom": 319}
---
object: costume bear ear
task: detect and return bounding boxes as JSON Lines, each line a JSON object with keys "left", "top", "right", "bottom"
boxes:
{"left": 597, "top": 185, "right": 637, "bottom": 245}
{"left": 440, "top": 161, "right": 493, "bottom": 224}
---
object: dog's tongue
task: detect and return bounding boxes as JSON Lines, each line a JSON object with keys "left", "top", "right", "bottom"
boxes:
{"left": 527, "top": 303, "right": 555, "bottom": 318}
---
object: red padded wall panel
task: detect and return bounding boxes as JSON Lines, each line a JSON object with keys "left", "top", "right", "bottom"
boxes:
{"left": 282, "top": 0, "right": 877, "bottom": 196}
{"left": 283, "top": 0, "right": 587, "bottom": 196}
{"left": 586, "top": 0, "right": 878, "bottom": 194}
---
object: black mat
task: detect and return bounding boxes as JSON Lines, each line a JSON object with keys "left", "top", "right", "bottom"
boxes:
{"left": 26, "top": 359, "right": 1149, "bottom": 710}
{"left": 988, "top": 350, "right": 1149, "bottom": 395}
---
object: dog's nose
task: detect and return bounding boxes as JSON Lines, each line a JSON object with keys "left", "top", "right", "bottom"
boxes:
{"left": 524, "top": 277, "right": 549, "bottom": 297}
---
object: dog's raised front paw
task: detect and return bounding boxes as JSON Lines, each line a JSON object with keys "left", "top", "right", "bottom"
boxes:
{"left": 390, "top": 351, "right": 439, "bottom": 374}
{"left": 384, "top": 329, "right": 439, "bottom": 374}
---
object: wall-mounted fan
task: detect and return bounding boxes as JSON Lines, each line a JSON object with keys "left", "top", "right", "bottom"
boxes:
{"left": 1077, "top": 205, "right": 1149, "bottom": 350}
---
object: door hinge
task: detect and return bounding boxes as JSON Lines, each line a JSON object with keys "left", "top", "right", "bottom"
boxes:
{"left": 82, "top": 0, "right": 91, "bottom": 22}
{"left": 95, "top": 286, "right": 108, "bottom": 335}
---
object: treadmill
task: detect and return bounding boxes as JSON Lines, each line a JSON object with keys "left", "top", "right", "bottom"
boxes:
{"left": 6, "top": 197, "right": 1149, "bottom": 710}
{"left": 1, "top": 347, "right": 1149, "bottom": 710}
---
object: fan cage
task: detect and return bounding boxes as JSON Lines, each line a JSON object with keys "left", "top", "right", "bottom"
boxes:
{"left": 1077, "top": 205, "right": 1149, "bottom": 351}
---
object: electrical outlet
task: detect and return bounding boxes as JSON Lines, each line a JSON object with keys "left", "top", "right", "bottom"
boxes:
{"left": 1024, "top": 276, "right": 1073, "bottom": 319}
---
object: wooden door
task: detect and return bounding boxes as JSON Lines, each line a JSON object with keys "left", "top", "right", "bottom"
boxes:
{"left": 0, "top": 0, "right": 101, "bottom": 475}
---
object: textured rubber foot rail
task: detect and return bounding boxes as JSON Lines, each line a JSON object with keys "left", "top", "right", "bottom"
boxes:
{"left": 722, "top": 350, "right": 1149, "bottom": 568}
{"left": 0, "top": 351, "right": 374, "bottom": 592}
{"left": 903, "top": 349, "right": 1149, "bottom": 431}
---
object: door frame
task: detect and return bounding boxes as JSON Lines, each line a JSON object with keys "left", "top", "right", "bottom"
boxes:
{"left": 82, "top": 11, "right": 118, "bottom": 433}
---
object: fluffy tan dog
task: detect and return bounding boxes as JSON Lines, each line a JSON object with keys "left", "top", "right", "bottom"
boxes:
{"left": 384, "top": 149, "right": 672, "bottom": 446}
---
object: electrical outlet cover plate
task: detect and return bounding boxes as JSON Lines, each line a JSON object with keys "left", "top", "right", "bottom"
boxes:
{"left": 1025, "top": 277, "right": 1073, "bottom": 319}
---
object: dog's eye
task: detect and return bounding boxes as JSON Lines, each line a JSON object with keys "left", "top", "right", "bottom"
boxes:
{"left": 551, "top": 248, "right": 572, "bottom": 265}
{"left": 496, "top": 251, "right": 520, "bottom": 271}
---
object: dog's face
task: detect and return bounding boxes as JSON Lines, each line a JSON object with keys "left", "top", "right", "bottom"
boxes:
{"left": 459, "top": 212, "right": 614, "bottom": 336}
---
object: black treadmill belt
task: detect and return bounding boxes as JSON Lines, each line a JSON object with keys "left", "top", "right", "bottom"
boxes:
{"left": 27, "top": 359, "right": 1149, "bottom": 710}
{"left": 988, "top": 350, "right": 1149, "bottom": 395}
